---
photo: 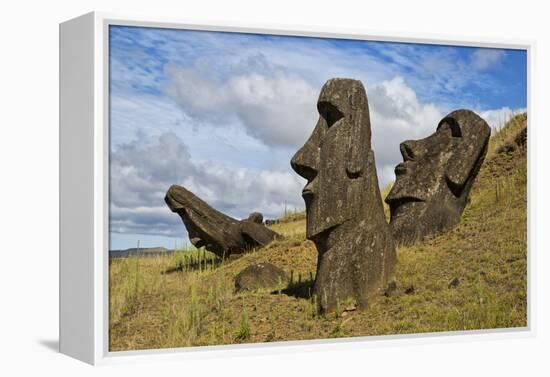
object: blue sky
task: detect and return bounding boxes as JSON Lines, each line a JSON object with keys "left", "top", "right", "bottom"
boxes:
{"left": 108, "top": 25, "right": 527, "bottom": 250}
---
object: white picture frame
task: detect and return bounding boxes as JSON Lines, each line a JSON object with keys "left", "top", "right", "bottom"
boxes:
{"left": 59, "top": 11, "right": 534, "bottom": 365}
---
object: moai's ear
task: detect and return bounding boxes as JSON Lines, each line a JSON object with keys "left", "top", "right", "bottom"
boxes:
{"left": 345, "top": 86, "right": 371, "bottom": 179}
{"left": 443, "top": 112, "right": 491, "bottom": 191}
{"left": 345, "top": 136, "right": 367, "bottom": 179}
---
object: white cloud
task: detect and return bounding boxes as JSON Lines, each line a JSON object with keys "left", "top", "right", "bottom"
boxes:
{"left": 165, "top": 65, "right": 318, "bottom": 148}
{"left": 471, "top": 49, "right": 506, "bottom": 71}
{"left": 478, "top": 106, "right": 526, "bottom": 131}
{"left": 368, "top": 77, "right": 445, "bottom": 185}
{"left": 110, "top": 91, "right": 284, "bottom": 171}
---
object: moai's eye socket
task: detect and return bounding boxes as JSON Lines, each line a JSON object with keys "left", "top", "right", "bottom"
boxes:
{"left": 317, "top": 101, "right": 344, "bottom": 128}
{"left": 437, "top": 116, "right": 462, "bottom": 137}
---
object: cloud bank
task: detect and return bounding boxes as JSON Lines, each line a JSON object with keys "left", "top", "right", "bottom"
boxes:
{"left": 110, "top": 132, "right": 304, "bottom": 238}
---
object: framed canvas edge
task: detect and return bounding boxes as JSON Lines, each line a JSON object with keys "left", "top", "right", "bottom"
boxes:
{"left": 84, "top": 11, "right": 535, "bottom": 365}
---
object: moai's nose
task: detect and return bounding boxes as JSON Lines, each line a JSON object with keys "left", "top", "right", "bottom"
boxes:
{"left": 291, "top": 143, "right": 318, "bottom": 182}
{"left": 399, "top": 140, "right": 419, "bottom": 162}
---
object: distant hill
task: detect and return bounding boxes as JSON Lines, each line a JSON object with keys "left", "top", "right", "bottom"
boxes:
{"left": 109, "top": 247, "right": 173, "bottom": 258}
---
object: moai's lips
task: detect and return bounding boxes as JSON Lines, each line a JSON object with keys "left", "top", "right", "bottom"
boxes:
{"left": 394, "top": 162, "right": 408, "bottom": 175}
{"left": 301, "top": 187, "right": 314, "bottom": 200}
{"left": 190, "top": 237, "right": 206, "bottom": 248}
{"left": 385, "top": 195, "right": 424, "bottom": 205}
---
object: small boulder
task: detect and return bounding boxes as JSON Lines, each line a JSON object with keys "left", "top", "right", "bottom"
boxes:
{"left": 235, "top": 262, "right": 288, "bottom": 292}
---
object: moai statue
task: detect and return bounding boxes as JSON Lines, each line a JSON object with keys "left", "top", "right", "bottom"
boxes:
{"left": 291, "top": 78, "right": 396, "bottom": 313}
{"left": 385, "top": 109, "right": 491, "bottom": 246}
{"left": 165, "top": 185, "right": 279, "bottom": 258}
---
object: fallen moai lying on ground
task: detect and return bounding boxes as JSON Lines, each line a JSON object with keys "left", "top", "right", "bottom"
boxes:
{"left": 165, "top": 185, "right": 280, "bottom": 258}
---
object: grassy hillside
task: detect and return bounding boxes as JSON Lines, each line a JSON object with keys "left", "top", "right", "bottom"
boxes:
{"left": 109, "top": 114, "right": 527, "bottom": 351}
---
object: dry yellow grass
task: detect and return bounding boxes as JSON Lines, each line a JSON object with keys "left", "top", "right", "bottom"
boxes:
{"left": 109, "top": 114, "right": 527, "bottom": 351}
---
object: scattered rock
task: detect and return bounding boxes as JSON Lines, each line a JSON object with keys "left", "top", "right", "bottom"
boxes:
{"left": 385, "top": 109, "right": 491, "bottom": 246}
{"left": 234, "top": 262, "right": 288, "bottom": 292}
{"left": 448, "top": 277, "right": 460, "bottom": 288}
{"left": 165, "top": 185, "right": 280, "bottom": 258}
{"left": 384, "top": 281, "right": 398, "bottom": 297}
{"left": 404, "top": 284, "right": 415, "bottom": 295}
{"left": 497, "top": 125, "right": 527, "bottom": 154}
{"left": 291, "top": 78, "right": 396, "bottom": 313}
{"left": 514, "top": 126, "right": 527, "bottom": 147}
{"left": 497, "top": 143, "right": 517, "bottom": 154}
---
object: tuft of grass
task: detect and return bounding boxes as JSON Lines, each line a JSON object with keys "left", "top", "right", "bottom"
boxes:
{"left": 235, "top": 310, "right": 251, "bottom": 341}
{"left": 124, "top": 257, "right": 140, "bottom": 315}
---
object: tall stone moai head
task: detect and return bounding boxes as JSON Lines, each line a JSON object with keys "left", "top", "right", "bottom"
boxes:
{"left": 291, "top": 78, "right": 374, "bottom": 240}
{"left": 291, "top": 78, "right": 396, "bottom": 312}
{"left": 385, "top": 109, "right": 491, "bottom": 245}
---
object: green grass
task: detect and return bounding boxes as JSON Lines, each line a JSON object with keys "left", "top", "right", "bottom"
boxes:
{"left": 235, "top": 309, "right": 251, "bottom": 341}
{"left": 109, "top": 114, "right": 527, "bottom": 351}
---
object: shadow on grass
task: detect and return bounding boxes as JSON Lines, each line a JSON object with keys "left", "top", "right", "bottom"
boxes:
{"left": 162, "top": 259, "right": 224, "bottom": 274}
{"left": 275, "top": 280, "right": 314, "bottom": 299}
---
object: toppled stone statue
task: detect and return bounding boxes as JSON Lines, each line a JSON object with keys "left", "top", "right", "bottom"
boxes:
{"left": 165, "top": 185, "right": 280, "bottom": 258}
{"left": 291, "top": 78, "right": 396, "bottom": 313}
{"left": 385, "top": 109, "right": 491, "bottom": 246}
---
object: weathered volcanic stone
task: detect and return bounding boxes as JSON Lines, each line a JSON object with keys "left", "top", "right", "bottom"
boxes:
{"left": 234, "top": 262, "right": 288, "bottom": 292}
{"left": 291, "top": 78, "right": 396, "bottom": 313}
{"left": 385, "top": 109, "right": 491, "bottom": 246}
{"left": 246, "top": 212, "right": 264, "bottom": 224}
{"left": 165, "top": 185, "right": 280, "bottom": 258}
